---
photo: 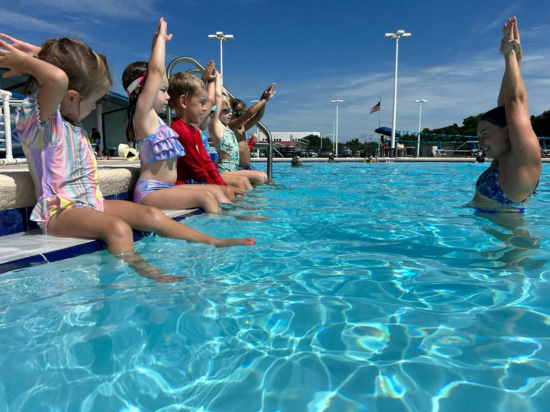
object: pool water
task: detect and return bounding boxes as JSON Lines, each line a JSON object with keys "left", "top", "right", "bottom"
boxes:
{"left": 1, "top": 162, "right": 550, "bottom": 412}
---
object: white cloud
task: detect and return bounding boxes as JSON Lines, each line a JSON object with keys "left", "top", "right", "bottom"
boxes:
{"left": 11, "top": 0, "right": 160, "bottom": 19}
{"left": 255, "top": 47, "right": 550, "bottom": 141}
{"left": 0, "top": 10, "right": 64, "bottom": 34}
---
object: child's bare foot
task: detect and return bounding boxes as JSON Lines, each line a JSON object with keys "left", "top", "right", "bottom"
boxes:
{"left": 214, "top": 237, "right": 256, "bottom": 247}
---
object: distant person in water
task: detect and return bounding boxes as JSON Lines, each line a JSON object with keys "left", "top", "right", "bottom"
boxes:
{"left": 476, "top": 149, "right": 486, "bottom": 163}
{"left": 473, "top": 17, "right": 541, "bottom": 211}
{"left": 291, "top": 155, "right": 302, "bottom": 167}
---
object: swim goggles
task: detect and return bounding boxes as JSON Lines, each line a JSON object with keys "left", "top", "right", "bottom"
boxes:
{"left": 232, "top": 110, "right": 244, "bottom": 117}
{"left": 221, "top": 107, "right": 232, "bottom": 114}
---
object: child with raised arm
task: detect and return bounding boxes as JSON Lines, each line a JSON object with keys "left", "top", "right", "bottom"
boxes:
{"left": 194, "top": 63, "right": 252, "bottom": 192}
{"left": 473, "top": 17, "right": 541, "bottom": 211}
{"left": 210, "top": 73, "right": 271, "bottom": 186}
{"left": 0, "top": 29, "right": 255, "bottom": 282}
{"left": 168, "top": 68, "right": 244, "bottom": 199}
{"left": 229, "top": 85, "right": 275, "bottom": 175}
{"left": 123, "top": 19, "right": 236, "bottom": 213}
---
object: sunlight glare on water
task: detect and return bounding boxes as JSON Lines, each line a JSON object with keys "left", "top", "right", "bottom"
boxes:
{"left": 1, "top": 162, "right": 550, "bottom": 412}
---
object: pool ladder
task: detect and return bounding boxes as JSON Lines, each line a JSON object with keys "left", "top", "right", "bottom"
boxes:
{"left": 166, "top": 57, "right": 274, "bottom": 180}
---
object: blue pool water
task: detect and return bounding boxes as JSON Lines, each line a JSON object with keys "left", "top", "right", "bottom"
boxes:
{"left": 1, "top": 162, "right": 550, "bottom": 412}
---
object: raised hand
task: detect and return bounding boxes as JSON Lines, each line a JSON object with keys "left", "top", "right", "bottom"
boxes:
{"left": 0, "top": 38, "right": 31, "bottom": 77}
{"left": 0, "top": 33, "right": 40, "bottom": 56}
{"left": 511, "top": 16, "right": 522, "bottom": 63}
{"left": 500, "top": 18, "right": 516, "bottom": 56}
{"left": 152, "top": 17, "right": 172, "bottom": 48}
{"left": 260, "top": 82, "right": 276, "bottom": 101}
{"left": 251, "top": 132, "right": 258, "bottom": 142}
{"left": 201, "top": 60, "right": 217, "bottom": 83}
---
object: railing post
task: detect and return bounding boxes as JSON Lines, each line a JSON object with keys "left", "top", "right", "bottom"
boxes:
{"left": 1, "top": 90, "right": 13, "bottom": 161}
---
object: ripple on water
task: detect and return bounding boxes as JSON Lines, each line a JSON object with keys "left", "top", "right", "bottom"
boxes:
{"left": 1, "top": 162, "right": 550, "bottom": 411}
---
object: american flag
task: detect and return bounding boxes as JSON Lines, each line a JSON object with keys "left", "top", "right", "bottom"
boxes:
{"left": 370, "top": 102, "right": 380, "bottom": 114}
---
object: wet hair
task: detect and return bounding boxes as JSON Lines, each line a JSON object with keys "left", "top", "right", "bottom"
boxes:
{"left": 230, "top": 98, "right": 247, "bottom": 111}
{"left": 480, "top": 106, "right": 507, "bottom": 128}
{"left": 122, "top": 61, "right": 148, "bottom": 143}
{"left": 25, "top": 38, "right": 112, "bottom": 99}
{"left": 167, "top": 72, "right": 205, "bottom": 110}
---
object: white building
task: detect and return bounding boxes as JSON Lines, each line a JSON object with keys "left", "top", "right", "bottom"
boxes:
{"left": 256, "top": 131, "right": 320, "bottom": 146}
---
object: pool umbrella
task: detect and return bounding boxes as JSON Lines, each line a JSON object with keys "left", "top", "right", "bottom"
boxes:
{"left": 375, "top": 127, "right": 401, "bottom": 138}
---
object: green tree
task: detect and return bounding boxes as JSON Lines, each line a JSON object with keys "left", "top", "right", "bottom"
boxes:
{"left": 532, "top": 110, "right": 550, "bottom": 138}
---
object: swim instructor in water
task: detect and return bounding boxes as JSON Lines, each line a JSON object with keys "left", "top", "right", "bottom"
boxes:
{"left": 474, "top": 17, "right": 541, "bottom": 211}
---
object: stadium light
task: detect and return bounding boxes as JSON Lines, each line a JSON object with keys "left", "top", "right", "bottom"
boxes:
{"left": 414, "top": 99, "right": 427, "bottom": 158}
{"left": 208, "top": 32, "right": 234, "bottom": 85}
{"left": 385, "top": 30, "right": 411, "bottom": 149}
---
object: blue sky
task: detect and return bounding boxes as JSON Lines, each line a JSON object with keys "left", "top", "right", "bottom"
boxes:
{"left": 1, "top": 0, "right": 549, "bottom": 142}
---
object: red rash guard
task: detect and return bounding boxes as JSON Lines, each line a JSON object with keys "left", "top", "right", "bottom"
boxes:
{"left": 171, "top": 118, "right": 226, "bottom": 186}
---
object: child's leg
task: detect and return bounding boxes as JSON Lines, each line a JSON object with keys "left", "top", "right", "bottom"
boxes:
{"left": 48, "top": 207, "right": 134, "bottom": 251}
{"left": 234, "top": 170, "right": 268, "bottom": 186}
{"left": 222, "top": 173, "right": 253, "bottom": 190}
{"left": 104, "top": 200, "right": 256, "bottom": 246}
{"left": 47, "top": 207, "right": 183, "bottom": 282}
{"left": 140, "top": 186, "right": 221, "bottom": 213}
{"left": 181, "top": 184, "right": 233, "bottom": 204}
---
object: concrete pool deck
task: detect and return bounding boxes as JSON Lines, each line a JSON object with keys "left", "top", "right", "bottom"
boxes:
{"left": 1, "top": 155, "right": 549, "bottom": 273}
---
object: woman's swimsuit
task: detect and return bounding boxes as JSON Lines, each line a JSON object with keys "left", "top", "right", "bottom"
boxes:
{"left": 475, "top": 166, "right": 536, "bottom": 212}
{"left": 216, "top": 127, "right": 240, "bottom": 173}
{"left": 133, "top": 118, "right": 185, "bottom": 204}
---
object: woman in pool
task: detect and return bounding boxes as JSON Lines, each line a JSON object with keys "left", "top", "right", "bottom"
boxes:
{"left": 474, "top": 17, "right": 541, "bottom": 211}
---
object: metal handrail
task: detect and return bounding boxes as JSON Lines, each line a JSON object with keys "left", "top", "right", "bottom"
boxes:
{"left": 166, "top": 56, "right": 273, "bottom": 180}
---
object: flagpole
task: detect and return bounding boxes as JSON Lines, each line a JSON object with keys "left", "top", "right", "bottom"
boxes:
{"left": 378, "top": 97, "right": 381, "bottom": 156}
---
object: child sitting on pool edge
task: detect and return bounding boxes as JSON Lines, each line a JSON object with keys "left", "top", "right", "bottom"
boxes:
{"left": 167, "top": 69, "right": 245, "bottom": 199}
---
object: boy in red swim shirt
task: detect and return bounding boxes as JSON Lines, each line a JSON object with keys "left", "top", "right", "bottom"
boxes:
{"left": 168, "top": 70, "right": 244, "bottom": 198}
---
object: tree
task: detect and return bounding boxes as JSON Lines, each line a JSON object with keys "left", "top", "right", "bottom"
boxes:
{"left": 532, "top": 110, "right": 550, "bottom": 138}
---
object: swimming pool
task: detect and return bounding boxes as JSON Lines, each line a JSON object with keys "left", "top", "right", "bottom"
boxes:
{"left": 1, "top": 162, "right": 550, "bottom": 412}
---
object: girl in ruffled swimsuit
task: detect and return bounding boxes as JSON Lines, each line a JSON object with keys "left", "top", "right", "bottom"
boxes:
{"left": 123, "top": 19, "right": 237, "bottom": 215}
{"left": 473, "top": 17, "right": 541, "bottom": 212}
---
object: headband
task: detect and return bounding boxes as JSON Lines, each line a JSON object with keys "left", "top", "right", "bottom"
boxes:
{"left": 126, "top": 73, "right": 147, "bottom": 97}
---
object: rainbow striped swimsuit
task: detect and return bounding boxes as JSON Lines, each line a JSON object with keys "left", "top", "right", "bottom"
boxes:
{"left": 16, "top": 95, "right": 104, "bottom": 232}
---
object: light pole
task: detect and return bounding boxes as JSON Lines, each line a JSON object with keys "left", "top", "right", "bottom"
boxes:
{"left": 331, "top": 100, "right": 343, "bottom": 157}
{"left": 414, "top": 99, "right": 427, "bottom": 158}
{"left": 384, "top": 30, "right": 411, "bottom": 149}
{"left": 332, "top": 122, "right": 336, "bottom": 154}
{"left": 208, "top": 31, "right": 234, "bottom": 85}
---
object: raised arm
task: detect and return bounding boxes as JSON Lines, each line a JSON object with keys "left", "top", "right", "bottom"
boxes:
{"left": 500, "top": 17, "right": 541, "bottom": 199}
{"left": 228, "top": 83, "right": 276, "bottom": 130}
{"left": 0, "top": 38, "right": 67, "bottom": 122}
{"left": 134, "top": 18, "right": 172, "bottom": 133}
{"left": 497, "top": 20, "right": 522, "bottom": 107}
{"left": 208, "top": 70, "right": 224, "bottom": 146}
{"left": 198, "top": 61, "right": 216, "bottom": 130}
